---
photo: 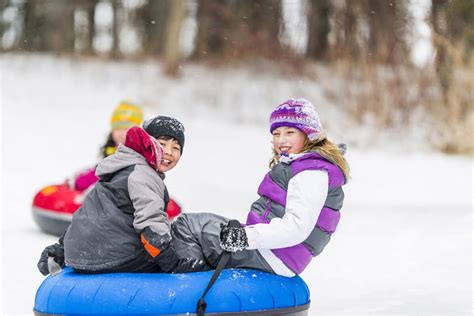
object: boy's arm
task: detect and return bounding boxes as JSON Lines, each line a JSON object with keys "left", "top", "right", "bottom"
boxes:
{"left": 128, "top": 165, "right": 170, "bottom": 236}
{"left": 128, "top": 165, "right": 180, "bottom": 272}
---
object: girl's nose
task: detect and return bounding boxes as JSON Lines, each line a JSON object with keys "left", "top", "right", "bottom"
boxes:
{"left": 278, "top": 136, "right": 287, "bottom": 144}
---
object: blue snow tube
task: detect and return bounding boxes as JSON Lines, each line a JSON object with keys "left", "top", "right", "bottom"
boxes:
{"left": 34, "top": 267, "right": 310, "bottom": 315}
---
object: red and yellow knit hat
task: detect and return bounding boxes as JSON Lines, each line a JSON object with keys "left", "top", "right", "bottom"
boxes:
{"left": 110, "top": 100, "right": 144, "bottom": 130}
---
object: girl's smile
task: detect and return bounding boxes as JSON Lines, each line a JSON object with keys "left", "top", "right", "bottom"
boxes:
{"left": 272, "top": 126, "right": 307, "bottom": 155}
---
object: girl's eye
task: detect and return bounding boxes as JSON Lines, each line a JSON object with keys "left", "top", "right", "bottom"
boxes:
{"left": 272, "top": 132, "right": 280, "bottom": 136}
{"left": 173, "top": 146, "right": 180, "bottom": 151}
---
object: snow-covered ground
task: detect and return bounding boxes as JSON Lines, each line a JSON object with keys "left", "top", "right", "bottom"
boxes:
{"left": 1, "top": 54, "right": 472, "bottom": 315}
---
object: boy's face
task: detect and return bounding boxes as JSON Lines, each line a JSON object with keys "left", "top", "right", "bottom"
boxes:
{"left": 157, "top": 137, "right": 181, "bottom": 173}
{"left": 271, "top": 126, "right": 306, "bottom": 155}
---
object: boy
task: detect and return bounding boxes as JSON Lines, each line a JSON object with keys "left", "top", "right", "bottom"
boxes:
{"left": 38, "top": 116, "right": 202, "bottom": 274}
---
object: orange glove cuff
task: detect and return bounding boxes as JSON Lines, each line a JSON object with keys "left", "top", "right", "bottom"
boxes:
{"left": 140, "top": 233, "right": 161, "bottom": 258}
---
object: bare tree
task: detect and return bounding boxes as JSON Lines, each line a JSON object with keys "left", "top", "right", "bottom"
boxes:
{"left": 306, "top": 0, "right": 331, "bottom": 60}
{"left": 84, "top": 0, "right": 98, "bottom": 55}
{"left": 20, "top": 0, "right": 74, "bottom": 53}
{"left": 136, "top": 0, "right": 170, "bottom": 56}
{"left": 365, "top": 0, "right": 408, "bottom": 64}
{"left": 194, "top": 0, "right": 233, "bottom": 59}
{"left": 194, "top": 0, "right": 283, "bottom": 61}
{"left": 163, "top": 0, "right": 185, "bottom": 75}
{"left": 110, "top": 0, "right": 121, "bottom": 59}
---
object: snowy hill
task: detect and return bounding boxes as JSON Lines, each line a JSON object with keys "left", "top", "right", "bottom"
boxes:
{"left": 1, "top": 54, "right": 472, "bottom": 315}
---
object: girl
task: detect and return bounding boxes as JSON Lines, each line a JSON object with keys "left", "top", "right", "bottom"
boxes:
{"left": 72, "top": 100, "right": 144, "bottom": 191}
{"left": 171, "top": 98, "right": 349, "bottom": 276}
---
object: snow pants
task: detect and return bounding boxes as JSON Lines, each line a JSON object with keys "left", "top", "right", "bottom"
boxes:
{"left": 73, "top": 212, "right": 274, "bottom": 274}
{"left": 171, "top": 213, "right": 274, "bottom": 274}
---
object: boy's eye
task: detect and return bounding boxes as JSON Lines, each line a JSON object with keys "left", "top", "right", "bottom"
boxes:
{"left": 173, "top": 146, "right": 180, "bottom": 151}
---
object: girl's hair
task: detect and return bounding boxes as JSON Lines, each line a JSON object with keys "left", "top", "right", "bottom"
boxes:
{"left": 101, "top": 132, "right": 117, "bottom": 158}
{"left": 269, "top": 137, "right": 350, "bottom": 180}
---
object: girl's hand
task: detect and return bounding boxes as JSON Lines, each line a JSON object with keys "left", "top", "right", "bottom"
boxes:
{"left": 219, "top": 220, "right": 248, "bottom": 252}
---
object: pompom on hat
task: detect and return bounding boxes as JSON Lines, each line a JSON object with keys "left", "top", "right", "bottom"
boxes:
{"left": 142, "top": 116, "right": 185, "bottom": 153}
{"left": 110, "top": 100, "right": 144, "bottom": 130}
{"left": 269, "top": 98, "right": 325, "bottom": 141}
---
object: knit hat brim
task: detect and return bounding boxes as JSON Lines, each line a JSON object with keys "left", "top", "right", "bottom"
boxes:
{"left": 143, "top": 116, "right": 185, "bottom": 153}
{"left": 269, "top": 98, "right": 324, "bottom": 141}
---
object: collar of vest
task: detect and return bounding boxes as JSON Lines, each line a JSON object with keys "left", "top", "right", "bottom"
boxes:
{"left": 287, "top": 152, "right": 346, "bottom": 188}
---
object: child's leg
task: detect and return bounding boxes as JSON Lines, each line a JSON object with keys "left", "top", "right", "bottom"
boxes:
{"left": 73, "top": 251, "right": 161, "bottom": 274}
{"left": 173, "top": 213, "right": 274, "bottom": 273}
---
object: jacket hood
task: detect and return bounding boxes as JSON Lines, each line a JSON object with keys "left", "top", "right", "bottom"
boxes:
{"left": 96, "top": 145, "right": 160, "bottom": 178}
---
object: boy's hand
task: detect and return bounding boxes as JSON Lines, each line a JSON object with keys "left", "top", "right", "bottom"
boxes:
{"left": 37, "top": 243, "right": 65, "bottom": 276}
{"left": 141, "top": 227, "right": 180, "bottom": 272}
{"left": 153, "top": 245, "right": 180, "bottom": 272}
{"left": 219, "top": 220, "right": 248, "bottom": 252}
{"left": 140, "top": 227, "right": 172, "bottom": 258}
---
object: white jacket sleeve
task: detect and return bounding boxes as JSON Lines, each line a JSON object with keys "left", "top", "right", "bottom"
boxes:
{"left": 245, "top": 169, "right": 328, "bottom": 250}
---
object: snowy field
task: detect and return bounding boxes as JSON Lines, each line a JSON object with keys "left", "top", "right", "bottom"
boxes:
{"left": 1, "top": 55, "right": 472, "bottom": 315}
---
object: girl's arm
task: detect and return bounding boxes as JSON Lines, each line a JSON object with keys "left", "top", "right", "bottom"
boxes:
{"left": 245, "top": 170, "right": 328, "bottom": 250}
{"left": 73, "top": 167, "right": 98, "bottom": 191}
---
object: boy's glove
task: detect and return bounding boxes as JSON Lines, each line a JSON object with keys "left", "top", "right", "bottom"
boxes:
{"left": 37, "top": 243, "right": 65, "bottom": 276}
{"left": 154, "top": 245, "right": 181, "bottom": 273}
{"left": 219, "top": 220, "right": 248, "bottom": 252}
{"left": 141, "top": 227, "right": 180, "bottom": 273}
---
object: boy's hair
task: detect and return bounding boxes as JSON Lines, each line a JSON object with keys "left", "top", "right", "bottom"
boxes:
{"left": 156, "top": 135, "right": 181, "bottom": 149}
{"left": 269, "top": 137, "right": 350, "bottom": 180}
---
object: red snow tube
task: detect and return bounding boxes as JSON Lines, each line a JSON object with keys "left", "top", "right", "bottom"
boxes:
{"left": 32, "top": 184, "right": 182, "bottom": 236}
{"left": 32, "top": 184, "right": 82, "bottom": 236}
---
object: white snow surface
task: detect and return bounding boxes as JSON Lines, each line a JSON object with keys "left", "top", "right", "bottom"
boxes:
{"left": 1, "top": 54, "right": 472, "bottom": 315}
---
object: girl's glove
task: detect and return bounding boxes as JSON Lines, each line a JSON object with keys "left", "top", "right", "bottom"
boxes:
{"left": 37, "top": 243, "right": 65, "bottom": 276}
{"left": 219, "top": 220, "right": 248, "bottom": 252}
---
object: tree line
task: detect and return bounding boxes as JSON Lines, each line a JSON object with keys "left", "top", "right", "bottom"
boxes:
{"left": 1, "top": 1, "right": 471, "bottom": 72}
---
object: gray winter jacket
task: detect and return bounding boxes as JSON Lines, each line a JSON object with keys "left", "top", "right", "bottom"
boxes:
{"left": 64, "top": 145, "right": 170, "bottom": 271}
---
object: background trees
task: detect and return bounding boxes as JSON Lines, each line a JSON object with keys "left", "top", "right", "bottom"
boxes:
{"left": 1, "top": 0, "right": 472, "bottom": 154}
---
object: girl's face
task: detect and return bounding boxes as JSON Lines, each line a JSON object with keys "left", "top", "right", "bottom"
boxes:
{"left": 271, "top": 126, "right": 307, "bottom": 155}
{"left": 112, "top": 128, "right": 129, "bottom": 145}
{"left": 157, "top": 137, "right": 182, "bottom": 173}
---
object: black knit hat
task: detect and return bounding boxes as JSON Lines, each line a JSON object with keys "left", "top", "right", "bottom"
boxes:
{"left": 143, "top": 116, "right": 185, "bottom": 153}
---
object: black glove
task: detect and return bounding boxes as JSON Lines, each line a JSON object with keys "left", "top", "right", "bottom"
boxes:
{"left": 153, "top": 244, "right": 181, "bottom": 273}
{"left": 141, "top": 227, "right": 180, "bottom": 273}
{"left": 37, "top": 243, "right": 65, "bottom": 276}
{"left": 219, "top": 220, "right": 248, "bottom": 252}
{"left": 173, "top": 257, "right": 210, "bottom": 273}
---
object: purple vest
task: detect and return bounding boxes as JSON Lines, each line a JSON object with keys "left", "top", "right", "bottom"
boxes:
{"left": 246, "top": 152, "right": 346, "bottom": 274}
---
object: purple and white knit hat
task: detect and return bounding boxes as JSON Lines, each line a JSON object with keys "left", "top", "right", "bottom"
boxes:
{"left": 269, "top": 98, "right": 324, "bottom": 141}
